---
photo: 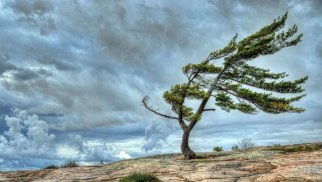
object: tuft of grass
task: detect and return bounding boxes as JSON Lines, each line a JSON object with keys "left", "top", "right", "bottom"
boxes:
{"left": 61, "top": 159, "right": 79, "bottom": 168}
{"left": 43, "top": 165, "right": 59, "bottom": 169}
{"left": 119, "top": 172, "right": 161, "bottom": 182}
{"left": 269, "top": 143, "right": 322, "bottom": 152}
{"left": 213, "top": 146, "right": 224, "bottom": 152}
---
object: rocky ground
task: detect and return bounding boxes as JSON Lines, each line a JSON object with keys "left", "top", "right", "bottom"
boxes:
{"left": 0, "top": 143, "right": 322, "bottom": 182}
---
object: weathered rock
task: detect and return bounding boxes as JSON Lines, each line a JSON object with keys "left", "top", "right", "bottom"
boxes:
{"left": 1, "top": 143, "right": 321, "bottom": 182}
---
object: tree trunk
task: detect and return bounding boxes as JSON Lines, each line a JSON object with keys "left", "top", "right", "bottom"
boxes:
{"left": 181, "top": 128, "right": 196, "bottom": 160}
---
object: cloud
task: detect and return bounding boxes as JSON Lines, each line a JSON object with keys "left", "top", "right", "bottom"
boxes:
{"left": 0, "top": 54, "right": 16, "bottom": 75}
{"left": 36, "top": 55, "right": 78, "bottom": 71}
{"left": 81, "top": 144, "right": 131, "bottom": 162}
{"left": 0, "top": 108, "right": 55, "bottom": 155}
{"left": 5, "top": 0, "right": 53, "bottom": 16}
{"left": 4, "top": 0, "right": 56, "bottom": 35}
{"left": 0, "top": 108, "right": 57, "bottom": 169}
{"left": 64, "top": 134, "right": 131, "bottom": 163}
{"left": 142, "top": 120, "right": 178, "bottom": 152}
{"left": 116, "top": 151, "right": 131, "bottom": 159}
{"left": 0, "top": 108, "right": 132, "bottom": 170}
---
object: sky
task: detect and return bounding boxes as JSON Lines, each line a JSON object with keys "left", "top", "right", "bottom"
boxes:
{"left": 0, "top": 0, "right": 321, "bottom": 170}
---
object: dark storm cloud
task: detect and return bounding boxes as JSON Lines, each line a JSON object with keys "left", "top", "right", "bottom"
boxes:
{"left": 6, "top": 0, "right": 53, "bottom": 16}
{"left": 0, "top": 0, "right": 321, "bottom": 170}
{"left": 0, "top": 53, "right": 51, "bottom": 82}
{"left": 12, "top": 68, "right": 52, "bottom": 81}
{"left": 0, "top": 54, "right": 16, "bottom": 75}
{"left": 36, "top": 55, "right": 78, "bottom": 71}
{"left": 75, "top": 124, "right": 146, "bottom": 141}
{"left": 0, "top": 0, "right": 199, "bottom": 130}
{"left": 5, "top": 0, "right": 56, "bottom": 35}
{"left": 59, "top": 0, "right": 196, "bottom": 86}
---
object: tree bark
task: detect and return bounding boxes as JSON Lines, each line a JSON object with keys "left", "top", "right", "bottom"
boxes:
{"left": 181, "top": 128, "right": 196, "bottom": 160}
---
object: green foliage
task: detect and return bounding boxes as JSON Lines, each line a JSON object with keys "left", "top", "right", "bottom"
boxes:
{"left": 215, "top": 92, "right": 257, "bottom": 114}
{"left": 213, "top": 146, "right": 224, "bottom": 152}
{"left": 235, "top": 12, "right": 302, "bottom": 61}
{"left": 161, "top": 12, "right": 307, "bottom": 124}
{"left": 163, "top": 83, "right": 207, "bottom": 121}
{"left": 43, "top": 165, "right": 59, "bottom": 169}
{"left": 231, "top": 145, "right": 239, "bottom": 151}
{"left": 229, "top": 86, "right": 305, "bottom": 113}
{"left": 119, "top": 172, "right": 161, "bottom": 182}
{"left": 182, "top": 63, "right": 222, "bottom": 75}
{"left": 211, "top": 34, "right": 238, "bottom": 59}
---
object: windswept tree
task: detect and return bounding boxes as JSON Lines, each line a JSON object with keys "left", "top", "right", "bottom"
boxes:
{"left": 143, "top": 13, "right": 308, "bottom": 159}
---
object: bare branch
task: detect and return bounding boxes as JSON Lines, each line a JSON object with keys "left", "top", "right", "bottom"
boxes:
{"left": 142, "top": 96, "right": 179, "bottom": 120}
{"left": 204, "top": 108, "right": 216, "bottom": 112}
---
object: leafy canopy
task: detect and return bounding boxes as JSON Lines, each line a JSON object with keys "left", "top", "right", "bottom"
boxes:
{"left": 162, "top": 12, "right": 307, "bottom": 122}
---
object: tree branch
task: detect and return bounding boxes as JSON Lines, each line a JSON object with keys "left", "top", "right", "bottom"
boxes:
{"left": 215, "top": 86, "right": 263, "bottom": 111}
{"left": 204, "top": 108, "right": 216, "bottom": 111}
{"left": 188, "top": 65, "right": 230, "bottom": 131}
{"left": 142, "top": 96, "right": 178, "bottom": 120}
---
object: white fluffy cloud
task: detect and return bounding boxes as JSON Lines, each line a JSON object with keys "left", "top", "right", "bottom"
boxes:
{"left": 142, "top": 120, "right": 178, "bottom": 152}
{"left": 0, "top": 108, "right": 57, "bottom": 170}
{"left": 0, "top": 108, "right": 55, "bottom": 156}
{"left": 0, "top": 109, "right": 131, "bottom": 170}
{"left": 66, "top": 134, "right": 132, "bottom": 163}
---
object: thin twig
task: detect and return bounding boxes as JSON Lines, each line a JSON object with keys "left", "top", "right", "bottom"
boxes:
{"left": 142, "top": 96, "right": 178, "bottom": 120}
